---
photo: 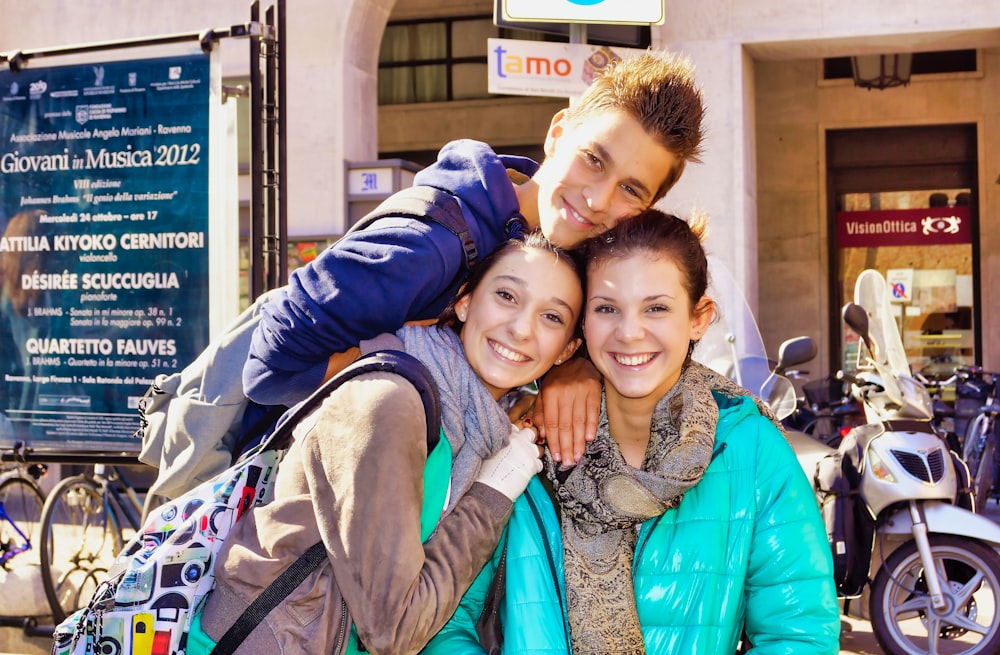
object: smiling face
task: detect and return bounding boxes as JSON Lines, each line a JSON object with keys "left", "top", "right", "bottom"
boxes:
{"left": 584, "top": 251, "right": 712, "bottom": 403}
{"left": 527, "top": 108, "right": 678, "bottom": 249}
{"left": 454, "top": 247, "right": 583, "bottom": 400}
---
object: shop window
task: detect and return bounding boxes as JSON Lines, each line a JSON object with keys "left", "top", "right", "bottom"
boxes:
{"left": 837, "top": 189, "right": 974, "bottom": 378}
{"left": 378, "top": 16, "right": 492, "bottom": 104}
{"left": 378, "top": 14, "right": 650, "bottom": 105}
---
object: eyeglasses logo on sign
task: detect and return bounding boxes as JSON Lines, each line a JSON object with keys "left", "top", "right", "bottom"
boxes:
{"left": 921, "top": 215, "right": 962, "bottom": 236}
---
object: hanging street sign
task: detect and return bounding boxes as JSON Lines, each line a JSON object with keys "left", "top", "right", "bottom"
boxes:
{"left": 499, "top": 0, "right": 665, "bottom": 25}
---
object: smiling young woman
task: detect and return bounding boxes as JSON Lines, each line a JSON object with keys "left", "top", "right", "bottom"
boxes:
{"left": 424, "top": 209, "right": 840, "bottom": 655}
{"left": 188, "top": 232, "right": 584, "bottom": 655}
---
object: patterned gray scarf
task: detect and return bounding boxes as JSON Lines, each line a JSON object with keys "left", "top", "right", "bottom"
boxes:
{"left": 544, "top": 361, "right": 780, "bottom": 654}
{"left": 396, "top": 324, "right": 512, "bottom": 512}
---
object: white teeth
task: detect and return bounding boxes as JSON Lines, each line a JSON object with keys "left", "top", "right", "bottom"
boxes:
{"left": 613, "top": 353, "right": 654, "bottom": 366}
{"left": 491, "top": 340, "right": 528, "bottom": 363}
{"left": 570, "top": 207, "right": 589, "bottom": 225}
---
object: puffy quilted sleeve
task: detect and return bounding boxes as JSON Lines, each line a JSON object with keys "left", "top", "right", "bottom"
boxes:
{"left": 744, "top": 417, "right": 841, "bottom": 654}
{"left": 421, "top": 535, "right": 504, "bottom": 654}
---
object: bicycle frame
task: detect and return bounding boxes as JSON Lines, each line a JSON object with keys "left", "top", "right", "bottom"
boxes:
{"left": 0, "top": 448, "right": 47, "bottom": 570}
{"left": 0, "top": 501, "right": 32, "bottom": 565}
{"left": 96, "top": 464, "right": 145, "bottom": 536}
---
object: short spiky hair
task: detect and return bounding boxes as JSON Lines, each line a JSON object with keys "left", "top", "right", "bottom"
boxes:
{"left": 564, "top": 51, "right": 705, "bottom": 200}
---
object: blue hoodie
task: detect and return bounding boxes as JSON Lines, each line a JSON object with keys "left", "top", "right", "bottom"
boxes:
{"left": 243, "top": 140, "right": 538, "bottom": 406}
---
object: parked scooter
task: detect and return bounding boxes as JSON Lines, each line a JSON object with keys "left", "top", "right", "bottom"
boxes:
{"left": 695, "top": 261, "right": 1000, "bottom": 655}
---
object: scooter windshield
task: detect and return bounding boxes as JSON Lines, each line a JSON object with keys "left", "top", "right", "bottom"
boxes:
{"left": 852, "top": 269, "right": 933, "bottom": 419}
{"left": 693, "top": 257, "right": 797, "bottom": 420}
{"left": 853, "top": 269, "right": 911, "bottom": 380}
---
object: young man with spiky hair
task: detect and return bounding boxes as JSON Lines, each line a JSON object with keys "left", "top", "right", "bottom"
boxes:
{"left": 243, "top": 51, "right": 705, "bottom": 457}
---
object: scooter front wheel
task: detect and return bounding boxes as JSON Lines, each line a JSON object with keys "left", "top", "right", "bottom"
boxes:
{"left": 870, "top": 534, "right": 1000, "bottom": 655}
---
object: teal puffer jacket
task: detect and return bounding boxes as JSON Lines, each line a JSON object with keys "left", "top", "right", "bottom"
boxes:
{"left": 423, "top": 392, "right": 841, "bottom": 655}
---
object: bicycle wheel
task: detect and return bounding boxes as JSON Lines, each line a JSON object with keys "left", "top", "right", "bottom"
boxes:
{"left": 805, "top": 415, "right": 844, "bottom": 447}
{"left": 973, "top": 439, "right": 996, "bottom": 511}
{"left": 0, "top": 474, "right": 45, "bottom": 567}
{"left": 973, "top": 434, "right": 996, "bottom": 512}
{"left": 39, "top": 475, "right": 124, "bottom": 622}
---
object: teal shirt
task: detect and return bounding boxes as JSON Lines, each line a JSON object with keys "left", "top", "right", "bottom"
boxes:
{"left": 188, "top": 428, "right": 453, "bottom": 655}
{"left": 424, "top": 393, "right": 841, "bottom": 655}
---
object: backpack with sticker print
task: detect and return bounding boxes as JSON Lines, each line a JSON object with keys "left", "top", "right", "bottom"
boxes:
{"left": 52, "top": 349, "right": 447, "bottom": 655}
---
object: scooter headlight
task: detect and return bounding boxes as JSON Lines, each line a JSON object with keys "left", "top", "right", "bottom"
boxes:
{"left": 868, "top": 448, "right": 897, "bottom": 482}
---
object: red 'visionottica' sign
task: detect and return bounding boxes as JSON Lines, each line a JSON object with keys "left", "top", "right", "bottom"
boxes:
{"left": 837, "top": 207, "right": 972, "bottom": 248}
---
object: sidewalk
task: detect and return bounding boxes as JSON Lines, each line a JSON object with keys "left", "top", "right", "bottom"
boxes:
{"left": 4, "top": 500, "right": 1000, "bottom": 655}
{"left": 0, "top": 561, "right": 55, "bottom": 655}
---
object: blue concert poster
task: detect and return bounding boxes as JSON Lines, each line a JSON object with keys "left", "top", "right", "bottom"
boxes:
{"left": 0, "top": 53, "right": 212, "bottom": 450}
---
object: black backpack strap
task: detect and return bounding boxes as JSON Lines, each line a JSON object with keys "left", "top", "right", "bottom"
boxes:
{"left": 262, "top": 349, "right": 441, "bottom": 453}
{"left": 210, "top": 541, "right": 328, "bottom": 655}
{"left": 475, "top": 539, "right": 508, "bottom": 655}
{"left": 229, "top": 402, "right": 290, "bottom": 465}
{"left": 347, "top": 185, "right": 478, "bottom": 270}
{"left": 211, "top": 350, "right": 442, "bottom": 655}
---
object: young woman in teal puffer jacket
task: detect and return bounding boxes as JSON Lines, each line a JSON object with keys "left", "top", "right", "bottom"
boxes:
{"left": 423, "top": 210, "right": 840, "bottom": 655}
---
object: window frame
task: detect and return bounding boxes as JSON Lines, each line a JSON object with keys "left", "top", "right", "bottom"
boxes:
{"left": 378, "top": 13, "right": 651, "bottom": 104}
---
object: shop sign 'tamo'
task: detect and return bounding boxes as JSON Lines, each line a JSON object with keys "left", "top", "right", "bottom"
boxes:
{"left": 488, "top": 38, "right": 647, "bottom": 98}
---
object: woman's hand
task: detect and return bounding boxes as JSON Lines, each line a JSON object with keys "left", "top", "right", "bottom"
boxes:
{"left": 507, "top": 392, "right": 538, "bottom": 430}
{"left": 533, "top": 357, "right": 602, "bottom": 465}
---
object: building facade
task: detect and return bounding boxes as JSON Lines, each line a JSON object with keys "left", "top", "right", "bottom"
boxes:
{"left": 4, "top": 0, "right": 999, "bottom": 378}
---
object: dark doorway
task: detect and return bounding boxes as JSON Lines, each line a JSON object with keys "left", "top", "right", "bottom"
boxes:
{"left": 826, "top": 124, "right": 979, "bottom": 376}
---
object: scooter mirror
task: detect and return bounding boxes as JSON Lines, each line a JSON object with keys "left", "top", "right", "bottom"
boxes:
{"left": 763, "top": 374, "right": 798, "bottom": 421}
{"left": 842, "top": 302, "right": 873, "bottom": 353}
{"left": 776, "top": 336, "right": 818, "bottom": 374}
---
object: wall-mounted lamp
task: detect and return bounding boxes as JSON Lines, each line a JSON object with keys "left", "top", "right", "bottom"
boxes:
{"left": 851, "top": 53, "right": 913, "bottom": 90}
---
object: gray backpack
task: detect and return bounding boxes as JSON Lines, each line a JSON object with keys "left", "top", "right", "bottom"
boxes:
{"left": 137, "top": 186, "right": 477, "bottom": 499}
